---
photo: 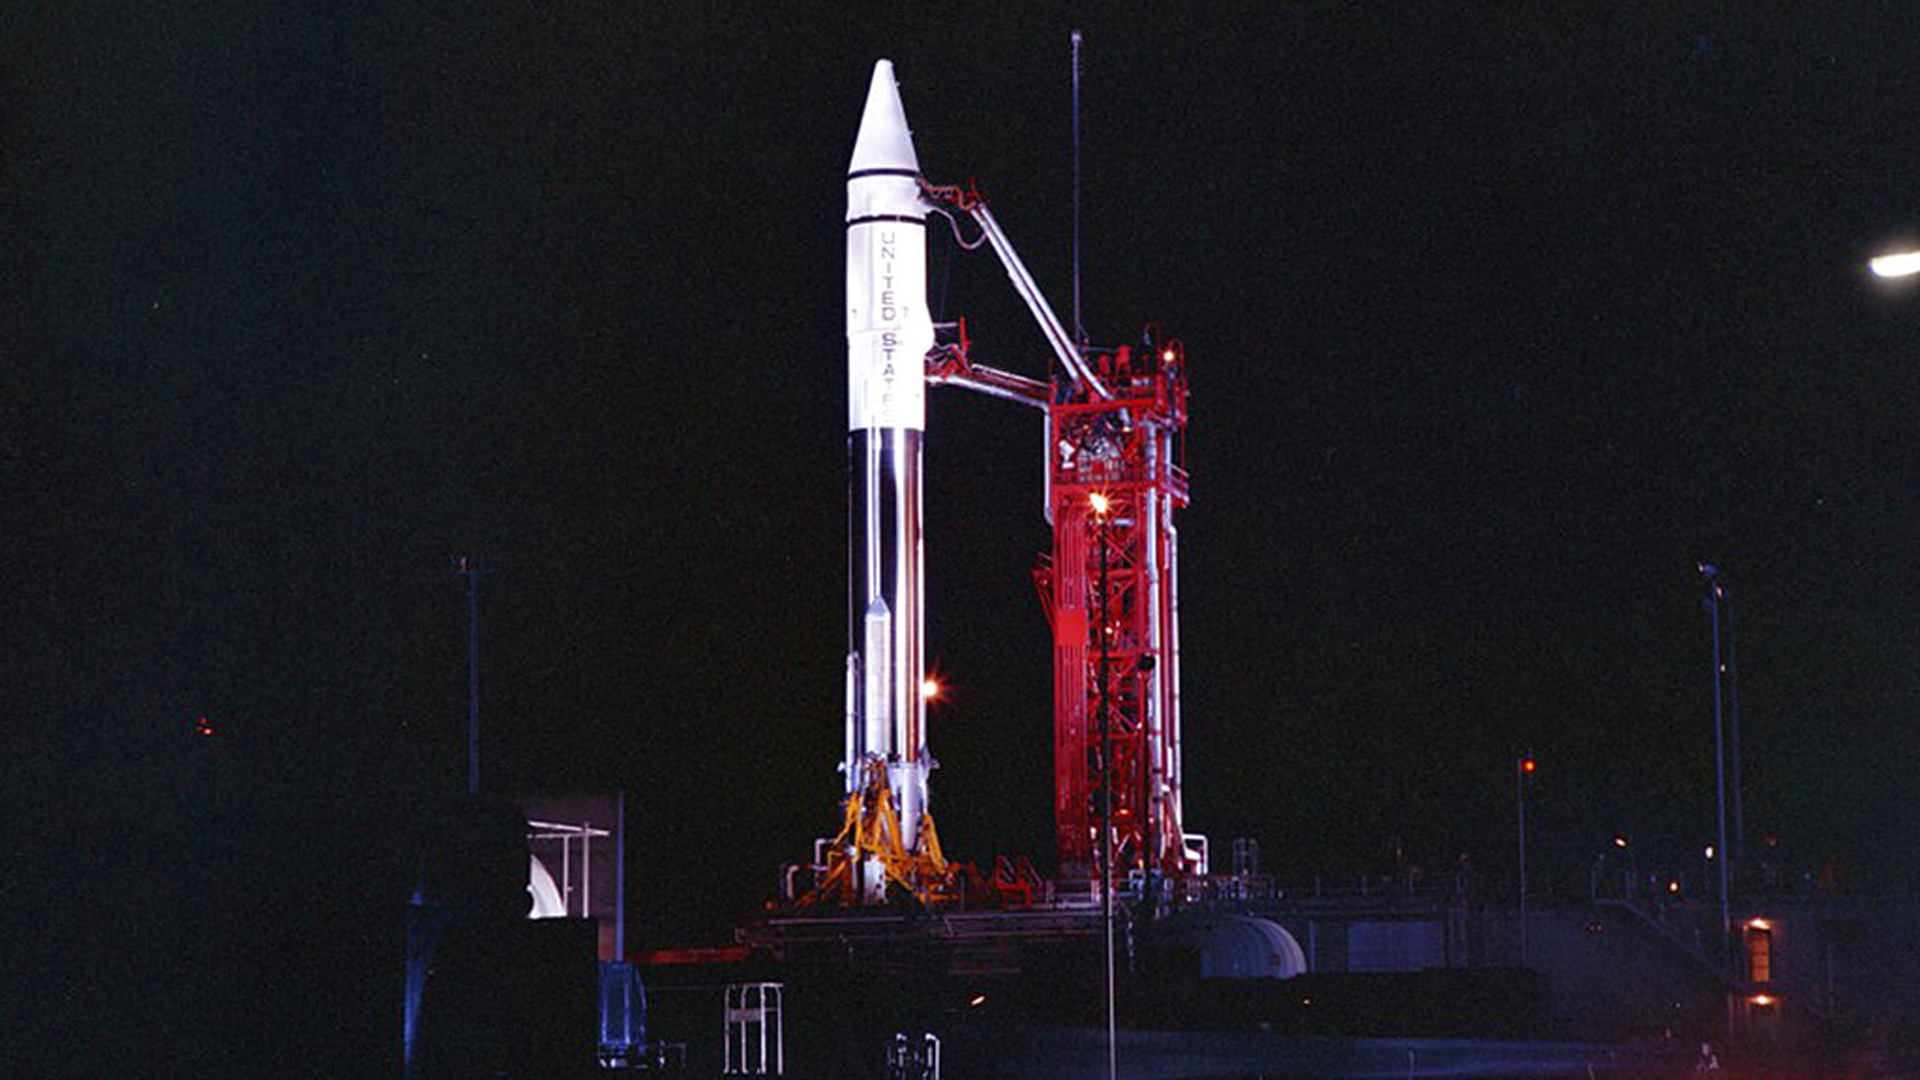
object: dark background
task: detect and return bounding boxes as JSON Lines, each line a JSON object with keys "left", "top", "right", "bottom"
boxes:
{"left": 7, "top": 3, "right": 1919, "bottom": 1069}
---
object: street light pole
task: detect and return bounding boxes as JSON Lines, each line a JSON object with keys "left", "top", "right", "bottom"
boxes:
{"left": 1702, "top": 563, "right": 1733, "bottom": 961}
{"left": 1517, "top": 751, "right": 1534, "bottom": 966}
{"left": 455, "top": 555, "right": 497, "bottom": 796}
{"left": 1725, "top": 580, "right": 1744, "bottom": 865}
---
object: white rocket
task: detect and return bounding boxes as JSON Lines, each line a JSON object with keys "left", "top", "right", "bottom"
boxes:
{"left": 844, "top": 60, "right": 934, "bottom": 889}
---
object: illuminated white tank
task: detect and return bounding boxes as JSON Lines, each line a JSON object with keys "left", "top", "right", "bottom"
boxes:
{"left": 844, "top": 60, "right": 933, "bottom": 858}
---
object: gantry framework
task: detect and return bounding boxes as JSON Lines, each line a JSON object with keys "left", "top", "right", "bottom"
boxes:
{"left": 922, "top": 181, "right": 1195, "bottom": 895}
{"left": 1035, "top": 340, "right": 1190, "bottom": 888}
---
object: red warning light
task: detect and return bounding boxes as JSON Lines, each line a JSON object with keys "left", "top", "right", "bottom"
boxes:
{"left": 1520, "top": 756, "right": 1536, "bottom": 774}
{"left": 193, "top": 715, "right": 216, "bottom": 737}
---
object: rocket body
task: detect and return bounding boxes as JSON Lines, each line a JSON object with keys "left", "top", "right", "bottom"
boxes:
{"left": 845, "top": 60, "right": 933, "bottom": 858}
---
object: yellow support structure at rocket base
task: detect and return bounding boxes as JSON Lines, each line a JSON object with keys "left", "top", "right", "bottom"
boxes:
{"left": 803, "top": 758, "right": 960, "bottom": 908}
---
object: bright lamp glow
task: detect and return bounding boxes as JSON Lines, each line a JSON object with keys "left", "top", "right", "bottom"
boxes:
{"left": 1089, "top": 492, "right": 1110, "bottom": 516}
{"left": 1871, "top": 251, "right": 1920, "bottom": 278}
{"left": 920, "top": 677, "right": 941, "bottom": 700}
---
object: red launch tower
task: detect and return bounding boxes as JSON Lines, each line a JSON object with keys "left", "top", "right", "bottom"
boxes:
{"left": 921, "top": 181, "right": 1197, "bottom": 895}
{"left": 1037, "top": 337, "right": 1191, "bottom": 889}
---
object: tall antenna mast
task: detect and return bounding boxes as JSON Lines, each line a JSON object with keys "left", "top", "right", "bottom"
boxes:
{"left": 1071, "top": 29, "right": 1086, "bottom": 347}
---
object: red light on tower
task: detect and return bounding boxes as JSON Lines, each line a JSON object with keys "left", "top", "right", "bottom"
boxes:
{"left": 1520, "top": 755, "right": 1536, "bottom": 774}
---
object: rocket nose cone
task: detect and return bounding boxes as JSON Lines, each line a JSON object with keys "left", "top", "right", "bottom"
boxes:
{"left": 849, "top": 59, "right": 920, "bottom": 175}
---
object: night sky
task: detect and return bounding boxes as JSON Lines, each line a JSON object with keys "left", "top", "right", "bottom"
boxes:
{"left": 9, "top": 0, "right": 1920, "bottom": 996}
